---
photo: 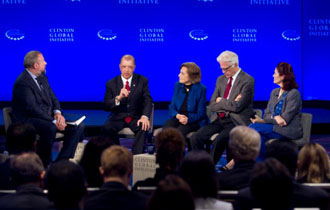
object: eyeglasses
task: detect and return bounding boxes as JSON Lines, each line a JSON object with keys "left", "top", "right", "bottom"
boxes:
{"left": 221, "top": 64, "right": 234, "bottom": 72}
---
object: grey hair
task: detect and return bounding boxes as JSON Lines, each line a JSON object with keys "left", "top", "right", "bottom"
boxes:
{"left": 216, "top": 50, "right": 239, "bottom": 66}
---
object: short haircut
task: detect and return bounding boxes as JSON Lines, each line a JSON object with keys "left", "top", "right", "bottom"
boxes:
{"left": 10, "top": 152, "right": 44, "bottom": 186}
{"left": 46, "top": 160, "right": 86, "bottom": 209}
{"left": 23, "top": 50, "right": 41, "bottom": 69}
{"left": 265, "top": 140, "right": 298, "bottom": 176}
{"left": 297, "top": 143, "right": 330, "bottom": 183}
{"left": 148, "top": 175, "right": 195, "bottom": 210}
{"left": 216, "top": 50, "right": 239, "bottom": 66}
{"left": 250, "top": 158, "right": 293, "bottom": 210}
{"left": 120, "top": 54, "right": 135, "bottom": 65}
{"left": 179, "top": 151, "right": 218, "bottom": 198}
{"left": 180, "top": 62, "right": 201, "bottom": 84}
{"left": 100, "top": 145, "right": 132, "bottom": 178}
{"left": 6, "top": 122, "right": 36, "bottom": 155}
{"left": 229, "top": 126, "right": 261, "bottom": 161}
{"left": 155, "top": 128, "right": 185, "bottom": 170}
{"left": 276, "top": 62, "right": 299, "bottom": 91}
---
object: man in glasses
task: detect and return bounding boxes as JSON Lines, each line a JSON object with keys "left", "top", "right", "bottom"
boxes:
{"left": 190, "top": 50, "right": 255, "bottom": 166}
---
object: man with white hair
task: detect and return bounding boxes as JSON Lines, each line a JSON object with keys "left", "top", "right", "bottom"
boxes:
{"left": 190, "top": 50, "right": 255, "bottom": 165}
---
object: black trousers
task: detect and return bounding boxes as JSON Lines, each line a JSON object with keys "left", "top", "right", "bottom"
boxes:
{"left": 190, "top": 117, "right": 235, "bottom": 164}
{"left": 103, "top": 118, "right": 148, "bottom": 154}
{"left": 28, "top": 118, "right": 84, "bottom": 167}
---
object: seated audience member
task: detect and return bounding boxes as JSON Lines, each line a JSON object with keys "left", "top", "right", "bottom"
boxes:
{"left": 0, "top": 122, "right": 37, "bottom": 190}
{"left": 163, "top": 62, "right": 207, "bottom": 147}
{"left": 147, "top": 175, "right": 195, "bottom": 210}
{"left": 45, "top": 160, "right": 86, "bottom": 210}
{"left": 0, "top": 152, "right": 54, "bottom": 209}
{"left": 133, "top": 128, "right": 185, "bottom": 190}
{"left": 237, "top": 140, "right": 329, "bottom": 210}
{"left": 249, "top": 62, "right": 302, "bottom": 160}
{"left": 84, "top": 145, "right": 147, "bottom": 210}
{"left": 179, "top": 151, "right": 233, "bottom": 210}
{"left": 79, "top": 136, "right": 115, "bottom": 187}
{"left": 296, "top": 143, "right": 330, "bottom": 183}
{"left": 218, "top": 126, "right": 260, "bottom": 190}
{"left": 249, "top": 158, "right": 294, "bottom": 210}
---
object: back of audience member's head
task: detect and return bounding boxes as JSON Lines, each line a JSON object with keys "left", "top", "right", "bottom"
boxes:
{"left": 266, "top": 140, "right": 298, "bottom": 176}
{"left": 6, "top": 122, "right": 36, "bottom": 155}
{"left": 155, "top": 128, "right": 185, "bottom": 170}
{"left": 100, "top": 145, "right": 132, "bottom": 185}
{"left": 10, "top": 152, "right": 44, "bottom": 188}
{"left": 250, "top": 158, "right": 294, "bottom": 210}
{"left": 79, "top": 136, "right": 115, "bottom": 187}
{"left": 46, "top": 160, "right": 86, "bottom": 209}
{"left": 179, "top": 151, "right": 217, "bottom": 198}
{"left": 148, "top": 175, "right": 194, "bottom": 210}
{"left": 297, "top": 143, "right": 330, "bottom": 183}
{"left": 229, "top": 126, "right": 261, "bottom": 162}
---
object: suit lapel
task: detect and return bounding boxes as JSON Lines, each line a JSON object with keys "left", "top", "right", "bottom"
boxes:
{"left": 128, "top": 74, "right": 137, "bottom": 100}
{"left": 24, "top": 71, "right": 51, "bottom": 105}
{"left": 228, "top": 70, "right": 243, "bottom": 100}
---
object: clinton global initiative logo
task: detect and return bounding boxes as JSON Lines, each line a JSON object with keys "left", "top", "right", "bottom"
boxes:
{"left": 49, "top": 28, "right": 74, "bottom": 42}
{"left": 97, "top": 29, "right": 117, "bottom": 41}
{"left": 5, "top": 29, "right": 25, "bottom": 41}
{"left": 282, "top": 30, "right": 300, "bottom": 41}
{"left": 250, "top": 0, "right": 289, "bottom": 5}
{"left": 139, "top": 28, "right": 164, "bottom": 42}
{"left": 119, "top": 0, "right": 159, "bottom": 5}
{"left": 233, "top": 28, "right": 257, "bottom": 42}
{"left": 1, "top": 0, "right": 26, "bottom": 4}
{"left": 189, "top": 29, "right": 208, "bottom": 41}
{"left": 308, "top": 19, "right": 330, "bottom": 37}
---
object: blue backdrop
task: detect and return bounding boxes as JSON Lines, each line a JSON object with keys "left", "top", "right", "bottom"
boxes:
{"left": 0, "top": 0, "right": 329, "bottom": 102}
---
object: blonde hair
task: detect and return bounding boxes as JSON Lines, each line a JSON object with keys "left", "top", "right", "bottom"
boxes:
{"left": 297, "top": 143, "right": 330, "bottom": 183}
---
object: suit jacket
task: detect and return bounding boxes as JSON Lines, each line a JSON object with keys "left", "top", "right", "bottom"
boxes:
{"left": 168, "top": 82, "right": 207, "bottom": 127}
{"left": 236, "top": 182, "right": 329, "bottom": 210}
{"left": 0, "top": 184, "right": 54, "bottom": 209}
{"left": 209, "top": 70, "right": 255, "bottom": 125}
{"left": 104, "top": 74, "right": 152, "bottom": 120}
{"left": 263, "top": 88, "right": 302, "bottom": 139}
{"left": 84, "top": 181, "right": 148, "bottom": 210}
{"left": 12, "top": 70, "right": 61, "bottom": 122}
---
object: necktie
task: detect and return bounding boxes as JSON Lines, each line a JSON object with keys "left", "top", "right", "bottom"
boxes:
{"left": 125, "top": 81, "right": 130, "bottom": 92}
{"left": 124, "top": 80, "right": 132, "bottom": 124}
{"left": 36, "top": 76, "right": 44, "bottom": 91}
{"left": 219, "top": 77, "right": 233, "bottom": 119}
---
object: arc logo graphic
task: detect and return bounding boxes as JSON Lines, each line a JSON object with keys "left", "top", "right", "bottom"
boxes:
{"left": 189, "top": 29, "right": 208, "bottom": 41}
{"left": 97, "top": 29, "right": 117, "bottom": 41}
{"left": 281, "top": 30, "right": 300, "bottom": 41}
{"left": 197, "top": 0, "right": 213, "bottom": 2}
{"left": 5, "top": 29, "right": 25, "bottom": 41}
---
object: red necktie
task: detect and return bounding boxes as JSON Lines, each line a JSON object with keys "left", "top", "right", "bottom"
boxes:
{"left": 219, "top": 77, "right": 233, "bottom": 119}
{"left": 124, "top": 80, "right": 132, "bottom": 124}
{"left": 125, "top": 81, "right": 130, "bottom": 92}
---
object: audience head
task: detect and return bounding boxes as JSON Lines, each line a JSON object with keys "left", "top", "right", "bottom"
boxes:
{"left": 229, "top": 126, "right": 261, "bottom": 162}
{"left": 275, "top": 62, "right": 298, "bottom": 91}
{"left": 155, "top": 128, "right": 185, "bottom": 171}
{"left": 179, "top": 151, "right": 218, "bottom": 198}
{"left": 79, "top": 136, "right": 115, "bottom": 187}
{"left": 100, "top": 145, "right": 133, "bottom": 186}
{"left": 250, "top": 158, "right": 294, "bottom": 210}
{"left": 10, "top": 152, "right": 44, "bottom": 188}
{"left": 266, "top": 140, "right": 298, "bottom": 176}
{"left": 6, "top": 122, "right": 36, "bottom": 155}
{"left": 216, "top": 50, "right": 240, "bottom": 78}
{"left": 180, "top": 62, "right": 201, "bottom": 84}
{"left": 148, "top": 175, "right": 194, "bottom": 210}
{"left": 46, "top": 160, "right": 86, "bottom": 209}
{"left": 297, "top": 143, "right": 330, "bottom": 183}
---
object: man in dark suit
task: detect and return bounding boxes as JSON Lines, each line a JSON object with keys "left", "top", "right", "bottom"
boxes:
{"left": 0, "top": 152, "right": 54, "bottom": 209}
{"left": 103, "top": 54, "right": 152, "bottom": 154}
{"left": 190, "top": 50, "right": 255, "bottom": 164}
{"left": 12, "top": 50, "right": 84, "bottom": 167}
{"left": 84, "top": 145, "right": 147, "bottom": 210}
